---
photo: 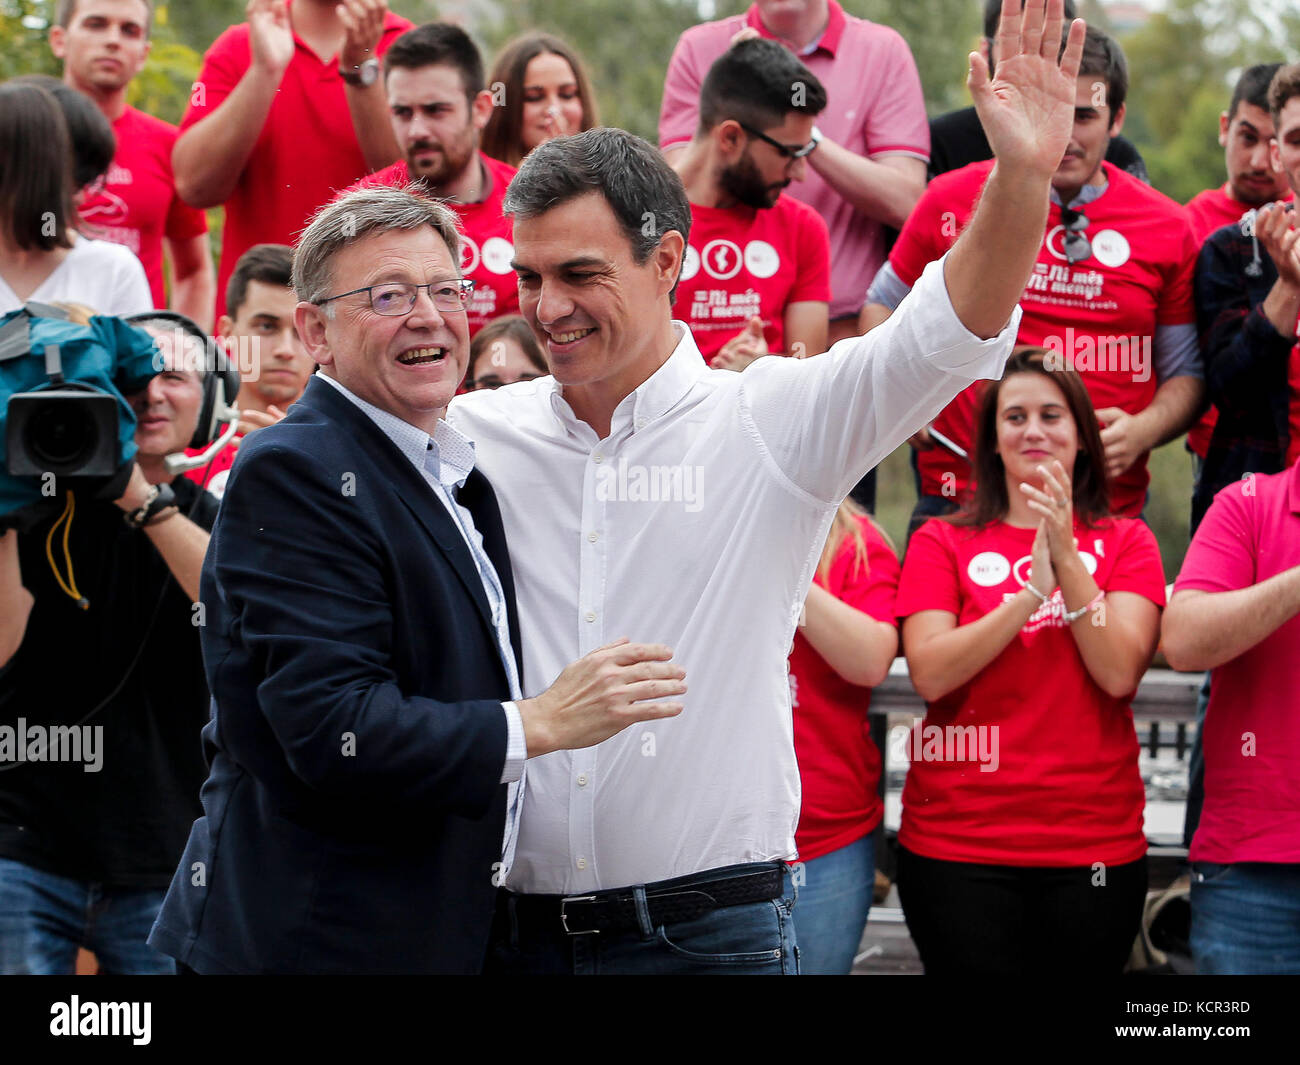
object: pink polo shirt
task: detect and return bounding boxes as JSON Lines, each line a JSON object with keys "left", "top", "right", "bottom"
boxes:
{"left": 1175, "top": 461, "right": 1300, "bottom": 864}
{"left": 659, "top": 1, "right": 928, "bottom": 320}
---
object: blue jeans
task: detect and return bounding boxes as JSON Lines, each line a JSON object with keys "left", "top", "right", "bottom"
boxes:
{"left": 1191, "top": 861, "right": 1300, "bottom": 974}
{"left": 486, "top": 862, "right": 799, "bottom": 974}
{"left": 792, "top": 833, "right": 874, "bottom": 975}
{"left": 0, "top": 856, "right": 175, "bottom": 975}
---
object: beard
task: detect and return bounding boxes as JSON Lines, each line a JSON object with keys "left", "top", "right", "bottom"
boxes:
{"left": 406, "top": 128, "right": 479, "bottom": 191}
{"left": 719, "top": 152, "right": 785, "bottom": 210}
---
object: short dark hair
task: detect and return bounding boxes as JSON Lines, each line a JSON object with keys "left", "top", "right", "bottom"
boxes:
{"left": 951, "top": 347, "right": 1111, "bottom": 530}
{"left": 57, "top": 0, "right": 153, "bottom": 35}
{"left": 11, "top": 74, "right": 114, "bottom": 189}
{"left": 226, "top": 243, "right": 295, "bottom": 320}
{"left": 383, "top": 22, "right": 484, "bottom": 100}
{"left": 1268, "top": 63, "right": 1300, "bottom": 128}
{"left": 984, "top": 0, "right": 1077, "bottom": 41}
{"left": 504, "top": 128, "right": 692, "bottom": 300}
{"left": 1066, "top": 24, "right": 1128, "bottom": 117}
{"left": 697, "top": 38, "right": 826, "bottom": 137}
{"left": 1229, "top": 63, "right": 1283, "bottom": 121}
{"left": 0, "top": 82, "right": 75, "bottom": 251}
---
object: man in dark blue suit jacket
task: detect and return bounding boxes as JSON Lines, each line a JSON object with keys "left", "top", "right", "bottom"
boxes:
{"left": 148, "top": 186, "right": 686, "bottom": 974}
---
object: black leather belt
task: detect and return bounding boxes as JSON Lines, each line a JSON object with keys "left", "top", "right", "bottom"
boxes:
{"left": 504, "top": 862, "right": 785, "bottom": 936}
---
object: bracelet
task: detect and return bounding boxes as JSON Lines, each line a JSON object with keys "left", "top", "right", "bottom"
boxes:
{"left": 123, "top": 482, "right": 176, "bottom": 530}
{"left": 1018, "top": 578, "right": 1051, "bottom": 605}
{"left": 145, "top": 505, "right": 181, "bottom": 528}
{"left": 1062, "top": 590, "right": 1105, "bottom": 623}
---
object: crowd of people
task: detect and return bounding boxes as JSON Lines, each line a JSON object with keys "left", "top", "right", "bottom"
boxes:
{"left": 0, "top": 0, "right": 1296, "bottom": 977}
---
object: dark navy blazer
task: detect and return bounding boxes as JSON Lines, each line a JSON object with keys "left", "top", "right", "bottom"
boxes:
{"left": 149, "top": 376, "right": 523, "bottom": 973}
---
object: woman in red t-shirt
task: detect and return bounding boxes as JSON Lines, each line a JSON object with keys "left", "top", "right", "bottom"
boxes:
{"left": 789, "top": 497, "right": 900, "bottom": 975}
{"left": 895, "top": 348, "right": 1166, "bottom": 976}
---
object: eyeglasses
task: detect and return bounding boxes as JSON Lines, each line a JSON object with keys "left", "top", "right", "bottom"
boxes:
{"left": 1060, "top": 207, "right": 1092, "bottom": 264}
{"left": 313, "top": 278, "right": 476, "bottom": 316}
{"left": 737, "top": 122, "right": 818, "bottom": 160}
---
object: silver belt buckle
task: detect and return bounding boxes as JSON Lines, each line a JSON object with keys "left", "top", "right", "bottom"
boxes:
{"left": 560, "top": 894, "right": 600, "bottom": 935}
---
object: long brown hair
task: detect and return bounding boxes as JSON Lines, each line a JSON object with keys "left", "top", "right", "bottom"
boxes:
{"left": 818, "top": 497, "right": 894, "bottom": 583}
{"left": 949, "top": 346, "right": 1111, "bottom": 529}
{"left": 0, "top": 83, "right": 75, "bottom": 251}
{"left": 480, "top": 33, "right": 599, "bottom": 168}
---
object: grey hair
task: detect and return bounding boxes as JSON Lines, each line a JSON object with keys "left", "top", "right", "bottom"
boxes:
{"left": 503, "top": 128, "right": 691, "bottom": 300}
{"left": 293, "top": 183, "right": 464, "bottom": 311}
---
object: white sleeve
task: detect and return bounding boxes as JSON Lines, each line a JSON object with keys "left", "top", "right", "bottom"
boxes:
{"left": 105, "top": 246, "right": 154, "bottom": 316}
{"left": 739, "top": 252, "right": 1020, "bottom": 504}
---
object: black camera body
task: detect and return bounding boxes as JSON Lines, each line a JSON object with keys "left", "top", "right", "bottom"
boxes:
{"left": 6, "top": 383, "right": 121, "bottom": 479}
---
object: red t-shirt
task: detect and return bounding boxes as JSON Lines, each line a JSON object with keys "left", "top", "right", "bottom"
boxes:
{"left": 890, "top": 161, "right": 1198, "bottom": 517}
{"left": 78, "top": 105, "right": 207, "bottom": 309}
{"left": 1175, "top": 461, "right": 1300, "bottom": 863}
{"left": 788, "top": 516, "right": 899, "bottom": 861}
{"left": 179, "top": 3, "right": 413, "bottom": 317}
{"left": 895, "top": 516, "right": 1166, "bottom": 866}
{"left": 351, "top": 155, "right": 520, "bottom": 335}
{"left": 184, "top": 435, "right": 240, "bottom": 495}
{"left": 676, "top": 195, "right": 830, "bottom": 360}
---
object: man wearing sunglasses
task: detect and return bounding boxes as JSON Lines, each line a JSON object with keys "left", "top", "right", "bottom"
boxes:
{"left": 670, "top": 39, "right": 831, "bottom": 370}
{"left": 148, "top": 185, "right": 688, "bottom": 973}
{"left": 863, "top": 24, "right": 1203, "bottom": 532}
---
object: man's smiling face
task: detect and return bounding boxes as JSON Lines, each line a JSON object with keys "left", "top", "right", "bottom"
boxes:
{"left": 511, "top": 190, "right": 682, "bottom": 393}
{"left": 296, "top": 227, "right": 470, "bottom": 433}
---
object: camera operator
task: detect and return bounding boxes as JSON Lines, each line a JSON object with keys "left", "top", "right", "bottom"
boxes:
{"left": 0, "top": 316, "right": 218, "bottom": 975}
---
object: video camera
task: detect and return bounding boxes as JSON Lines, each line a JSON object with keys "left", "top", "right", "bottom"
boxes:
{"left": 1, "top": 303, "right": 239, "bottom": 526}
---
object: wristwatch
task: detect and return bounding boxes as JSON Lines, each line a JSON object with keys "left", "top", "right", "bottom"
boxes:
{"left": 341, "top": 57, "right": 380, "bottom": 88}
{"left": 809, "top": 125, "right": 824, "bottom": 152}
{"left": 123, "top": 482, "right": 177, "bottom": 530}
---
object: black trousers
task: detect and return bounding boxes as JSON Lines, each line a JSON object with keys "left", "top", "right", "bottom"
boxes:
{"left": 896, "top": 845, "right": 1147, "bottom": 976}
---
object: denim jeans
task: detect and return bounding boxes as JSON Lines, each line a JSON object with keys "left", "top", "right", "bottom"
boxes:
{"left": 1191, "top": 861, "right": 1300, "bottom": 974}
{"left": 0, "top": 856, "right": 175, "bottom": 975}
{"left": 791, "top": 833, "right": 874, "bottom": 975}
{"left": 486, "top": 861, "right": 799, "bottom": 975}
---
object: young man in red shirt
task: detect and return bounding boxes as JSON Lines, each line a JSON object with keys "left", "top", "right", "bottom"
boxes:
{"left": 1183, "top": 63, "right": 1291, "bottom": 470}
{"left": 1163, "top": 457, "right": 1300, "bottom": 974}
{"left": 669, "top": 38, "right": 830, "bottom": 368}
{"left": 49, "top": 0, "right": 214, "bottom": 329}
{"left": 349, "top": 23, "right": 519, "bottom": 336}
{"left": 184, "top": 244, "right": 314, "bottom": 496}
{"left": 173, "top": 0, "right": 412, "bottom": 318}
{"left": 863, "top": 26, "right": 1203, "bottom": 530}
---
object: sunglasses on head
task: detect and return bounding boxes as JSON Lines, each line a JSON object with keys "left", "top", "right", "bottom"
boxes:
{"left": 1060, "top": 207, "right": 1091, "bottom": 265}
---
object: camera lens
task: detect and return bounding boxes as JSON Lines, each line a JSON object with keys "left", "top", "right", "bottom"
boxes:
{"left": 25, "top": 399, "right": 96, "bottom": 469}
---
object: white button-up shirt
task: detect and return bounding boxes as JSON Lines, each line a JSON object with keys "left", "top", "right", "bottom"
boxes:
{"left": 449, "top": 254, "right": 1019, "bottom": 893}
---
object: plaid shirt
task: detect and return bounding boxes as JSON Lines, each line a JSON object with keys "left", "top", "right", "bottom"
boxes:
{"left": 1192, "top": 215, "right": 1299, "bottom": 529}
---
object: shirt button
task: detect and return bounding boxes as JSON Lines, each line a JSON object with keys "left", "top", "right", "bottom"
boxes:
{"left": 585, "top": 611, "right": 596, "bottom": 623}
{"left": 593, "top": 452, "right": 605, "bottom": 464}
{"left": 635, "top": 418, "right": 647, "bottom": 430}
{"left": 576, "top": 857, "right": 587, "bottom": 870}
{"left": 587, "top": 531, "right": 598, "bottom": 543}
{"left": 577, "top": 774, "right": 588, "bottom": 787}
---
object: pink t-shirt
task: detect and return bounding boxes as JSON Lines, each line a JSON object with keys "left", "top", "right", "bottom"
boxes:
{"left": 78, "top": 106, "right": 208, "bottom": 309}
{"left": 1175, "top": 461, "right": 1300, "bottom": 864}
{"left": 676, "top": 194, "right": 830, "bottom": 360}
{"left": 896, "top": 516, "right": 1165, "bottom": 866}
{"left": 659, "top": 1, "right": 928, "bottom": 320}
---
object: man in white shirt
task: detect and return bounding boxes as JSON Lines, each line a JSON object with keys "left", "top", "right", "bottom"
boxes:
{"left": 450, "top": 0, "right": 1087, "bottom": 974}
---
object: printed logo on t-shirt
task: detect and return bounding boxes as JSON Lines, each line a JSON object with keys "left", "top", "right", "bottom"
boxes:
{"left": 461, "top": 235, "right": 481, "bottom": 275}
{"left": 743, "top": 240, "right": 780, "bottom": 279}
{"left": 480, "top": 236, "right": 514, "bottom": 275}
{"left": 680, "top": 245, "right": 701, "bottom": 282}
{"left": 1090, "top": 229, "right": 1130, "bottom": 269}
{"left": 968, "top": 551, "right": 1011, "bottom": 587}
{"left": 701, "top": 239, "right": 743, "bottom": 280}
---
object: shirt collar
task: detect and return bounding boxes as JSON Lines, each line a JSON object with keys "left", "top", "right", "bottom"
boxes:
{"left": 547, "top": 322, "right": 708, "bottom": 437}
{"left": 316, "top": 373, "right": 476, "bottom": 489}
{"left": 1050, "top": 162, "right": 1111, "bottom": 209}
{"left": 747, "top": 1, "right": 845, "bottom": 57}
